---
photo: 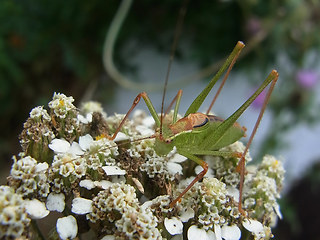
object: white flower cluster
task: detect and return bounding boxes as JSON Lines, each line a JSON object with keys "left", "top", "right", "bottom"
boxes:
{"left": 87, "top": 182, "right": 161, "bottom": 239}
{"left": 1, "top": 93, "right": 285, "bottom": 240}
{"left": 9, "top": 156, "right": 50, "bottom": 198}
{"left": 0, "top": 186, "right": 30, "bottom": 238}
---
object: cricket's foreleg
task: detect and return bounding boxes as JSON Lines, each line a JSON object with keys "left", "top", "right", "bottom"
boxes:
{"left": 236, "top": 72, "right": 278, "bottom": 215}
{"left": 169, "top": 151, "right": 208, "bottom": 208}
{"left": 164, "top": 89, "right": 183, "bottom": 123}
{"left": 106, "top": 92, "right": 160, "bottom": 140}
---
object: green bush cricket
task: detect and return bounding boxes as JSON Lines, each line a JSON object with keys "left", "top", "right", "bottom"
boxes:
{"left": 104, "top": 1, "right": 278, "bottom": 214}
{"left": 104, "top": 42, "right": 278, "bottom": 214}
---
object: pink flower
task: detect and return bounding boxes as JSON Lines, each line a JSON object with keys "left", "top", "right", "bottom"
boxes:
{"left": 296, "top": 70, "right": 318, "bottom": 89}
{"left": 251, "top": 89, "right": 267, "bottom": 109}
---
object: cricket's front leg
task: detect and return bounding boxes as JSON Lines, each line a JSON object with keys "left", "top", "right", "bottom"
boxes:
{"left": 105, "top": 92, "right": 160, "bottom": 141}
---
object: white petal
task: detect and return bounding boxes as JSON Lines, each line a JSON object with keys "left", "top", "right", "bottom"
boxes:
{"left": 24, "top": 199, "right": 49, "bottom": 219}
{"left": 141, "top": 200, "right": 153, "bottom": 211}
{"left": 164, "top": 217, "right": 183, "bottom": 235}
{"left": 79, "top": 134, "right": 94, "bottom": 150}
{"left": 68, "top": 142, "right": 85, "bottom": 155}
{"left": 180, "top": 207, "right": 195, "bottom": 222}
{"left": 188, "top": 225, "right": 214, "bottom": 240}
{"left": 195, "top": 165, "right": 214, "bottom": 178}
{"left": 136, "top": 125, "right": 154, "bottom": 136}
{"left": 274, "top": 204, "right": 283, "bottom": 219}
{"left": 215, "top": 224, "right": 222, "bottom": 240}
{"left": 94, "top": 180, "right": 113, "bottom": 189}
{"left": 79, "top": 179, "right": 95, "bottom": 190}
{"left": 114, "top": 132, "right": 129, "bottom": 142}
{"left": 221, "top": 225, "right": 241, "bottom": 240}
{"left": 242, "top": 219, "right": 264, "bottom": 234}
{"left": 46, "top": 193, "right": 65, "bottom": 212}
{"left": 101, "top": 235, "right": 116, "bottom": 240}
{"left": 35, "top": 162, "right": 49, "bottom": 172}
{"left": 226, "top": 186, "right": 239, "bottom": 202}
{"left": 170, "top": 154, "right": 187, "bottom": 163}
{"left": 56, "top": 215, "right": 78, "bottom": 240}
{"left": 49, "top": 139, "right": 70, "bottom": 153}
{"left": 167, "top": 162, "right": 183, "bottom": 175}
{"left": 142, "top": 116, "right": 155, "bottom": 127}
{"left": 71, "top": 197, "right": 93, "bottom": 214}
{"left": 132, "top": 177, "right": 144, "bottom": 194}
{"left": 102, "top": 166, "right": 126, "bottom": 175}
{"left": 207, "top": 230, "right": 217, "bottom": 240}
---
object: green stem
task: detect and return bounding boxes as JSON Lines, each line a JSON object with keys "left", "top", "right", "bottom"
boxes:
{"left": 31, "top": 219, "right": 46, "bottom": 240}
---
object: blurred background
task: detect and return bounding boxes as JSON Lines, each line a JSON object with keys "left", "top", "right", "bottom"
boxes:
{"left": 1, "top": 0, "right": 320, "bottom": 239}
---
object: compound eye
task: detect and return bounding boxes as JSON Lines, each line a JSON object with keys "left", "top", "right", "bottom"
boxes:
{"left": 165, "top": 139, "right": 172, "bottom": 144}
{"left": 193, "top": 117, "right": 208, "bottom": 128}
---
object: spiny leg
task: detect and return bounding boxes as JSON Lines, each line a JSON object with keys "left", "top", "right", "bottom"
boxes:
{"left": 236, "top": 71, "right": 278, "bottom": 214}
{"left": 169, "top": 151, "right": 208, "bottom": 208}
{"left": 206, "top": 43, "right": 243, "bottom": 114}
{"left": 105, "top": 92, "right": 160, "bottom": 140}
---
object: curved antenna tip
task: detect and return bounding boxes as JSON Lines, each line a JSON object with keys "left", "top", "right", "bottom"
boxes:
{"left": 237, "top": 41, "right": 245, "bottom": 47}
{"left": 271, "top": 69, "right": 279, "bottom": 77}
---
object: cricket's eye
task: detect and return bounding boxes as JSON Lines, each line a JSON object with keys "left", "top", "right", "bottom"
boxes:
{"left": 165, "top": 139, "right": 172, "bottom": 144}
{"left": 193, "top": 117, "right": 208, "bottom": 128}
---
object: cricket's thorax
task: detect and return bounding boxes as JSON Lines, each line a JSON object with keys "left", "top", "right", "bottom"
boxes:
{"left": 169, "top": 113, "right": 209, "bottom": 134}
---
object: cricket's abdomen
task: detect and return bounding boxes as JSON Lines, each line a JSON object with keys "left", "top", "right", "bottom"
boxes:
{"left": 172, "top": 113, "right": 246, "bottom": 151}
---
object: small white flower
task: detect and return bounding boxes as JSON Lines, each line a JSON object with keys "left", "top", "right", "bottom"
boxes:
{"left": 78, "top": 134, "right": 94, "bottom": 151}
{"left": 94, "top": 180, "right": 113, "bottom": 189}
{"left": 142, "top": 116, "right": 155, "bottom": 128}
{"left": 195, "top": 165, "right": 214, "bottom": 178}
{"left": 242, "top": 219, "right": 264, "bottom": 234}
{"left": 135, "top": 125, "right": 154, "bottom": 136}
{"left": 102, "top": 166, "right": 126, "bottom": 175}
{"left": 141, "top": 200, "right": 153, "bottom": 211}
{"left": 71, "top": 197, "right": 93, "bottom": 214}
{"left": 179, "top": 207, "right": 195, "bottom": 222}
{"left": 49, "top": 139, "right": 70, "bottom": 153}
{"left": 35, "top": 162, "right": 49, "bottom": 173}
{"left": 24, "top": 199, "right": 49, "bottom": 219}
{"left": 167, "top": 153, "right": 187, "bottom": 176}
{"left": 49, "top": 138, "right": 85, "bottom": 155}
{"left": 79, "top": 179, "right": 95, "bottom": 190}
{"left": 274, "top": 203, "right": 283, "bottom": 219}
{"left": 69, "top": 142, "right": 85, "bottom": 155}
{"left": 30, "top": 106, "right": 51, "bottom": 120}
{"left": 221, "top": 225, "right": 241, "bottom": 240}
{"left": 170, "top": 154, "right": 187, "bottom": 163}
{"left": 56, "top": 215, "right": 78, "bottom": 240}
{"left": 114, "top": 132, "right": 129, "bottom": 142}
{"left": 46, "top": 193, "right": 65, "bottom": 212}
{"left": 167, "top": 162, "right": 183, "bottom": 175}
{"left": 77, "top": 113, "right": 93, "bottom": 124}
{"left": 188, "top": 225, "right": 216, "bottom": 240}
{"left": 164, "top": 217, "right": 183, "bottom": 235}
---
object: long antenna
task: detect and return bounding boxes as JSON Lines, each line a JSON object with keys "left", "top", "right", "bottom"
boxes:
{"left": 160, "top": 0, "right": 189, "bottom": 139}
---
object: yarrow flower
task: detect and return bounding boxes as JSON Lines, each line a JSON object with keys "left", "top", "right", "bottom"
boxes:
{"left": 1, "top": 93, "right": 285, "bottom": 239}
